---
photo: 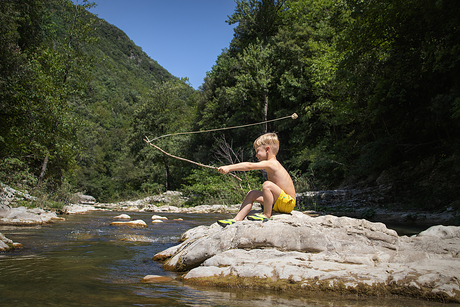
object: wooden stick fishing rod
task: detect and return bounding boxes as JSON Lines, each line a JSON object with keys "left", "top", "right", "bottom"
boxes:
{"left": 143, "top": 137, "right": 242, "bottom": 181}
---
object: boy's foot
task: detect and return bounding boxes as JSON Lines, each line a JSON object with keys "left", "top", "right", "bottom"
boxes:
{"left": 217, "top": 219, "right": 236, "bottom": 227}
{"left": 247, "top": 213, "right": 272, "bottom": 222}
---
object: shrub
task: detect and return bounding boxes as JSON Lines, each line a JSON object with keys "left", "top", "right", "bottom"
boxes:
{"left": 182, "top": 168, "right": 261, "bottom": 206}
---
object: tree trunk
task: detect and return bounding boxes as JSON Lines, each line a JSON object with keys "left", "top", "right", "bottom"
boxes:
{"left": 264, "top": 91, "right": 269, "bottom": 133}
{"left": 37, "top": 154, "right": 49, "bottom": 186}
{"left": 164, "top": 158, "right": 170, "bottom": 191}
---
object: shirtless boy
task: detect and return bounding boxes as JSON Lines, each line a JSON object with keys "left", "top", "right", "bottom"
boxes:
{"left": 217, "top": 132, "right": 296, "bottom": 226}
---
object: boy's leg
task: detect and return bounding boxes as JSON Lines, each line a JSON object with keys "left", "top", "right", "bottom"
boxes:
{"left": 234, "top": 190, "right": 263, "bottom": 221}
{"left": 261, "top": 181, "right": 282, "bottom": 218}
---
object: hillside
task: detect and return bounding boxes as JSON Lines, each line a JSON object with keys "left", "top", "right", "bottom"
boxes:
{"left": 71, "top": 15, "right": 194, "bottom": 201}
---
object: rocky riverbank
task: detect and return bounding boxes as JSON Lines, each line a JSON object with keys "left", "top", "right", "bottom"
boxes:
{"left": 2, "top": 180, "right": 457, "bottom": 227}
{"left": 62, "top": 190, "right": 460, "bottom": 228}
{"left": 297, "top": 188, "right": 460, "bottom": 227}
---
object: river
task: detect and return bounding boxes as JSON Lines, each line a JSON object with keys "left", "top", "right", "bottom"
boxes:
{"left": 0, "top": 211, "right": 451, "bottom": 306}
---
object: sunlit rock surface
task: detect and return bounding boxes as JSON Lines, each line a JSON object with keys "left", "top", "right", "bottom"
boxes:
{"left": 153, "top": 211, "right": 460, "bottom": 303}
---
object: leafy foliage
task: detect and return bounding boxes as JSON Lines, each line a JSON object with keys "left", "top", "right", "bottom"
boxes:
{"left": 130, "top": 79, "right": 195, "bottom": 192}
{"left": 182, "top": 168, "right": 261, "bottom": 206}
{"left": 192, "top": 0, "right": 460, "bottom": 209}
{"left": 0, "top": 0, "right": 96, "bottom": 193}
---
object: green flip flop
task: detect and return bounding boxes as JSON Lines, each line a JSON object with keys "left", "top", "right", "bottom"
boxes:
{"left": 247, "top": 213, "right": 272, "bottom": 222}
{"left": 217, "top": 219, "right": 236, "bottom": 227}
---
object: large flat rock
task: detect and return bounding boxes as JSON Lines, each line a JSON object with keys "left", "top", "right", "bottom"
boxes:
{"left": 153, "top": 211, "right": 460, "bottom": 303}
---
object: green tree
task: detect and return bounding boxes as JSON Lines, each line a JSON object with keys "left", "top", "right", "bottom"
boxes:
{"left": 0, "top": 0, "right": 47, "bottom": 164}
{"left": 227, "top": 0, "right": 286, "bottom": 54}
{"left": 131, "top": 79, "right": 195, "bottom": 191}
{"left": 269, "top": 0, "right": 351, "bottom": 187}
{"left": 337, "top": 0, "right": 460, "bottom": 174}
{"left": 227, "top": 40, "right": 274, "bottom": 133}
{"left": 0, "top": 0, "right": 97, "bottom": 191}
{"left": 194, "top": 0, "right": 289, "bottom": 158}
{"left": 33, "top": 0, "right": 97, "bottom": 186}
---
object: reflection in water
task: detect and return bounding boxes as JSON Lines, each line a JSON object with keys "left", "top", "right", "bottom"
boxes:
{"left": 0, "top": 211, "right": 449, "bottom": 306}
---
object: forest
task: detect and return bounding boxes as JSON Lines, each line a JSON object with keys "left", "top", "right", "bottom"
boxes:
{"left": 1, "top": 0, "right": 459, "bottom": 213}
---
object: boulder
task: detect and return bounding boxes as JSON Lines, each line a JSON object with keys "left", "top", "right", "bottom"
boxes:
{"left": 0, "top": 232, "right": 13, "bottom": 251}
{"left": 119, "top": 235, "right": 156, "bottom": 243}
{"left": 61, "top": 204, "right": 103, "bottom": 214}
{"left": 150, "top": 205, "right": 182, "bottom": 213}
{"left": 153, "top": 211, "right": 460, "bottom": 303}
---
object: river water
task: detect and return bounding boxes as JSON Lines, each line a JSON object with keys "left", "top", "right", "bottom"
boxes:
{"left": 0, "top": 211, "right": 451, "bottom": 306}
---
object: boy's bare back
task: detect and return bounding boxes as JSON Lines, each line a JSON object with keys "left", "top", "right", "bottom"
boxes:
{"left": 262, "top": 158, "right": 296, "bottom": 198}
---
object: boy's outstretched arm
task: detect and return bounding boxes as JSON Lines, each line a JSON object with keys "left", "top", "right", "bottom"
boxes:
{"left": 218, "top": 161, "right": 272, "bottom": 174}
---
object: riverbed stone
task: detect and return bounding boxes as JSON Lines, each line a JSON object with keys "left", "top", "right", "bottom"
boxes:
{"left": 0, "top": 239, "right": 9, "bottom": 251}
{"left": 141, "top": 275, "right": 173, "bottom": 283}
{"left": 153, "top": 211, "right": 460, "bottom": 303}
{"left": 110, "top": 219, "right": 147, "bottom": 228}
{"left": 71, "top": 192, "right": 96, "bottom": 205}
{"left": 151, "top": 215, "right": 168, "bottom": 220}
{"left": 113, "top": 214, "right": 131, "bottom": 219}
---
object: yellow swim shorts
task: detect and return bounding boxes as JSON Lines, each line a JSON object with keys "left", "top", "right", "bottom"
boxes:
{"left": 272, "top": 190, "right": 296, "bottom": 213}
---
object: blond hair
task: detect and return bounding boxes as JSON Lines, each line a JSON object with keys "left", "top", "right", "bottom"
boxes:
{"left": 253, "top": 133, "right": 279, "bottom": 155}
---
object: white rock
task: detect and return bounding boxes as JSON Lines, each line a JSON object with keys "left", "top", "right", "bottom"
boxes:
{"left": 151, "top": 215, "right": 168, "bottom": 220}
{"left": 113, "top": 214, "right": 131, "bottom": 219}
{"left": 110, "top": 219, "right": 147, "bottom": 228}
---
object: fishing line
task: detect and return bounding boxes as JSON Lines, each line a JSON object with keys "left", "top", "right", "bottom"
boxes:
{"left": 148, "top": 113, "right": 298, "bottom": 141}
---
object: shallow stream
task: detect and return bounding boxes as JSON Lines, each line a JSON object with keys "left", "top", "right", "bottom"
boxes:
{"left": 0, "top": 211, "right": 452, "bottom": 306}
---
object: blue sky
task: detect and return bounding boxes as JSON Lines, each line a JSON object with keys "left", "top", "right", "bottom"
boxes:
{"left": 88, "top": 0, "right": 237, "bottom": 89}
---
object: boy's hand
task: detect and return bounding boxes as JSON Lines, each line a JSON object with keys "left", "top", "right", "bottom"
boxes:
{"left": 218, "top": 166, "right": 229, "bottom": 174}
